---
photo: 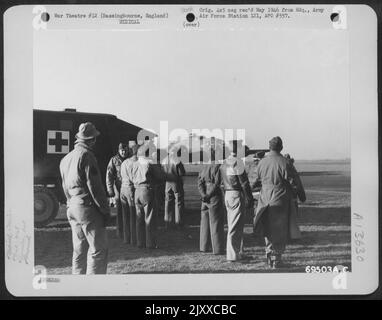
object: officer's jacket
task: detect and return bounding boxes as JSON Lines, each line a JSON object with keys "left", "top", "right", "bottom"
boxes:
{"left": 131, "top": 156, "right": 166, "bottom": 188}
{"left": 220, "top": 155, "right": 253, "bottom": 202}
{"left": 120, "top": 155, "right": 138, "bottom": 189}
{"left": 253, "top": 151, "right": 297, "bottom": 207}
{"left": 162, "top": 156, "right": 186, "bottom": 192}
{"left": 106, "top": 153, "right": 125, "bottom": 196}
{"left": 198, "top": 163, "right": 222, "bottom": 199}
{"left": 252, "top": 151, "right": 305, "bottom": 241}
{"left": 59, "top": 142, "right": 109, "bottom": 215}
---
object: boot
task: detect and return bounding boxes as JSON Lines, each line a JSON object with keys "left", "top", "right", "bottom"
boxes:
{"left": 270, "top": 254, "right": 282, "bottom": 269}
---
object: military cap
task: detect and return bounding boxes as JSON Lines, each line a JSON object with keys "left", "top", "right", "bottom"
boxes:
{"left": 75, "top": 122, "right": 100, "bottom": 140}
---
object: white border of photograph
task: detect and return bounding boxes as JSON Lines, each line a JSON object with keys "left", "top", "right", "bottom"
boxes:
{"left": 3, "top": 4, "right": 378, "bottom": 296}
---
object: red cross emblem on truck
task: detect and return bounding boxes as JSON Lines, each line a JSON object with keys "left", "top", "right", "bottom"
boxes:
{"left": 47, "top": 130, "right": 70, "bottom": 154}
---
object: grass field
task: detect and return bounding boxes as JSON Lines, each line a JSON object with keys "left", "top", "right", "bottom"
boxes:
{"left": 35, "top": 160, "right": 351, "bottom": 274}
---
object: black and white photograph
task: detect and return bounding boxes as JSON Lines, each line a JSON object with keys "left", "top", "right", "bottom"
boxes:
{"left": 3, "top": 4, "right": 379, "bottom": 296}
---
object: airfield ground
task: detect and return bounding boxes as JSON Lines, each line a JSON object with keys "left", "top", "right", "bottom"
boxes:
{"left": 35, "top": 160, "right": 351, "bottom": 274}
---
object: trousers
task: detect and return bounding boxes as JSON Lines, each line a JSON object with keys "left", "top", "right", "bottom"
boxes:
{"left": 200, "top": 195, "right": 225, "bottom": 254}
{"left": 67, "top": 205, "right": 108, "bottom": 274}
{"left": 225, "top": 191, "right": 244, "bottom": 261}
{"left": 114, "top": 187, "right": 123, "bottom": 239}
{"left": 135, "top": 187, "right": 157, "bottom": 248}
{"left": 120, "top": 186, "right": 137, "bottom": 245}
{"left": 164, "top": 185, "right": 184, "bottom": 226}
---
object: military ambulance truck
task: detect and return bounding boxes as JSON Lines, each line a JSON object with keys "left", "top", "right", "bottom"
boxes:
{"left": 34, "top": 108, "right": 153, "bottom": 227}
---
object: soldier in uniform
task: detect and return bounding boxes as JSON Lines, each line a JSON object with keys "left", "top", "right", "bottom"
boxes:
{"left": 220, "top": 147, "right": 254, "bottom": 262}
{"left": 151, "top": 151, "right": 165, "bottom": 219}
{"left": 106, "top": 143, "right": 129, "bottom": 239}
{"left": 246, "top": 151, "right": 266, "bottom": 236}
{"left": 162, "top": 150, "right": 186, "bottom": 229}
{"left": 120, "top": 145, "right": 139, "bottom": 245}
{"left": 253, "top": 137, "right": 305, "bottom": 269}
{"left": 198, "top": 148, "right": 225, "bottom": 255}
{"left": 131, "top": 146, "right": 167, "bottom": 248}
{"left": 60, "top": 122, "right": 109, "bottom": 274}
{"left": 283, "top": 154, "right": 306, "bottom": 240}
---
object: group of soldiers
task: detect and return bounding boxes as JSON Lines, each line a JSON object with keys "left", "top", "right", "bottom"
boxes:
{"left": 106, "top": 142, "right": 186, "bottom": 249}
{"left": 60, "top": 122, "right": 306, "bottom": 274}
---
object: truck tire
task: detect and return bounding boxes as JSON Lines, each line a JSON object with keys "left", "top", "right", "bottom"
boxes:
{"left": 34, "top": 187, "right": 59, "bottom": 227}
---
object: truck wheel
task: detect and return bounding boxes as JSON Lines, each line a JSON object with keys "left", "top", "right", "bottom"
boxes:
{"left": 34, "top": 187, "right": 59, "bottom": 227}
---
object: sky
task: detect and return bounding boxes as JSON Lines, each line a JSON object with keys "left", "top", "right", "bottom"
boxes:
{"left": 34, "top": 28, "right": 350, "bottom": 160}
